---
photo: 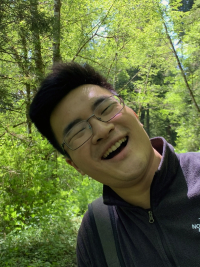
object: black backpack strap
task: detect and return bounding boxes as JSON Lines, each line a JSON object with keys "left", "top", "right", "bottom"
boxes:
{"left": 108, "top": 205, "right": 126, "bottom": 267}
{"left": 88, "top": 196, "right": 123, "bottom": 267}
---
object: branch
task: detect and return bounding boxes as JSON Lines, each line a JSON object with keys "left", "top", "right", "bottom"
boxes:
{"left": 13, "top": 122, "right": 26, "bottom": 128}
{"left": 72, "top": 0, "right": 116, "bottom": 61}
{"left": 0, "top": 132, "right": 6, "bottom": 138}
{"left": 77, "top": 55, "right": 109, "bottom": 69}
{"left": 106, "top": 54, "right": 117, "bottom": 78}
{"left": 163, "top": 22, "right": 200, "bottom": 113}
{"left": 5, "top": 130, "right": 28, "bottom": 143}
{"left": 118, "top": 70, "right": 141, "bottom": 93}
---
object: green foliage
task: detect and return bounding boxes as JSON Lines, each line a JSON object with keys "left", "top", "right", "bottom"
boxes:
{"left": 0, "top": 215, "right": 78, "bottom": 267}
{"left": 0, "top": 0, "right": 200, "bottom": 265}
{"left": 0, "top": 122, "right": 101, "bottom": 265}
{"left": 175, "top": 114, "right": 200, "bottom": 151}
{"left": 0, "top": 124, "right": 102, "bottom": 233}
{"left": 65, "top": 177, "right": 102, "bottom": 215}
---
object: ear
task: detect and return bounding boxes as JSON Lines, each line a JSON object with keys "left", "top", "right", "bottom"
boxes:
{"left": 65, "top": 158, "right": 85, "bottom": 175}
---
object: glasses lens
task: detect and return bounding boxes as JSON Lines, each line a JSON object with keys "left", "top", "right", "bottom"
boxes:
{"left": 64, "top": 121, "right": 92, "bottom": 150}
{"left": 63, "top": 95, "right": 124, "bottom": 151}
{"left": 94, "top": 95, "right": 124, "bottom": 122}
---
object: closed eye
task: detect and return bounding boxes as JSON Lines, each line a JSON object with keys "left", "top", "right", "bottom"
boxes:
{"left": 68, "top": 127, "right": 86, "bottom": 142}
{"left": 101, "top": 103, "right": 115, "bottom": 115}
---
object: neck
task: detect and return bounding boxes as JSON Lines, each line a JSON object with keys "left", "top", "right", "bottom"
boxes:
{"left": 111, "top": 148, "right": 162, "bottom": 209}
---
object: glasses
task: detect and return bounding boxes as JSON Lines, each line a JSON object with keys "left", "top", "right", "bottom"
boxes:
{"left": 62, "top": 94, "right": 124, "bottom": 151}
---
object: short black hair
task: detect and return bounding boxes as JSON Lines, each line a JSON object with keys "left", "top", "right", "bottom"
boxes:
{"left": 29, "top": 62, "right": 115, "bottom": 157}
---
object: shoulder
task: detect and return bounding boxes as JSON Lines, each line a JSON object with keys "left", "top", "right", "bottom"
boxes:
{"left": 178, "top": 151, "right": 200, "bottom": 160}
{"left": 76, "top": 201, "right": 108, "bottom": 267}
{"left": 177, "top": 152, "right": 200, "bottom": 198}
{"left": 177, "top": 151, "right": 200, "bottom": 173}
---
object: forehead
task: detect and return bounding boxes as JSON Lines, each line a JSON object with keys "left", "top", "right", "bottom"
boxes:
{"left": 50, "top": 84, "right": 112, "bottom": 143}
{"left": 56, "top": 84, "right": 112, "bottom": 114}
{"left": 66, "top": 84, "right": 111, "bottom": 103}
{"left": 53, "top": 84, "right": 112, "bottom": 115}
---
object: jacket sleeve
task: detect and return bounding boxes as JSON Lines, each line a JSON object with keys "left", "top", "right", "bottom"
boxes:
{"left": 76, "top": 210, "right": 108, "bottom": 267}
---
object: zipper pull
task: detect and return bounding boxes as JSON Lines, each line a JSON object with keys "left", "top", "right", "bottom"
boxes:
{"left": 148, "top": 210, "right": 154, "bottom": 223}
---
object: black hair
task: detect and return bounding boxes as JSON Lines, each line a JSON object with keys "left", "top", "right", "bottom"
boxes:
{"left": 29, "top": 62, "right": 115, "bottom": 157}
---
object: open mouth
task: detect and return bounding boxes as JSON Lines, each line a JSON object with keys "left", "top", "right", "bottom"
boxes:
{"left": 102, "top": 137, "right": 128, "bottom": 160}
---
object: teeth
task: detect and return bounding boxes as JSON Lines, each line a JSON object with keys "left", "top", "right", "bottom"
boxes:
{"left": 103, "top": 137, "right": 127, "bottom": 159}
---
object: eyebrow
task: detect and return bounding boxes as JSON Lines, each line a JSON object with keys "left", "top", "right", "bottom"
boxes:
{"left": 63, "top": 118, "right": 82, "bottom": 138}
{"left": 91, "top": 96, "right": 108, "bottom": 111}
{"left": 62, "top": 95, "right": 110, "bottom": 138}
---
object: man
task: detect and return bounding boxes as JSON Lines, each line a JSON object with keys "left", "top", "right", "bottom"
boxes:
{"left": 30, "top": 62, "right": 200, "bottom": 267}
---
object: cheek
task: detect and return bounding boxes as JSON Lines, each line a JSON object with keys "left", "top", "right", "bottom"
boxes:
{"left": 71, "top": 146, "right": 91, "bottom": 169}
{"left": 73, "top": 153, "right": 103, "bottom": 178}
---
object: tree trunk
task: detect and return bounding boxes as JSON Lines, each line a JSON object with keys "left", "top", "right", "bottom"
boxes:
{"left": 53, "top": 0, "right": 62, "bottom": 63}
{"left": 146, "top": 104, "right": 150, "bottom": 136}
{"left": 26, "top": 83, "right": 32, "bottom": 134}
{"left": 140, "top": 106, "right": 145, "bottom": 125}
{"left": 30, "top": 0, "right": 44, "bottom": 83}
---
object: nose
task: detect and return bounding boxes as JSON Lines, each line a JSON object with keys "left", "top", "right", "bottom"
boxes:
{"left": 90, "top": 117, "right": 115, "bottom": 144}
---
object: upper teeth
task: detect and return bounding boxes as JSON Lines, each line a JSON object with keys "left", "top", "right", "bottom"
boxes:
{"left": 103, "top": 137, "right": 127, "bottom": 159}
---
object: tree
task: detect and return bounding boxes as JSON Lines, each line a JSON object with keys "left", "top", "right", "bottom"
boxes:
{"left": 0, "top": 0, "right": 199, "bottom": 238}
{"left": 53, "top": 0, "right": 62, "bottom": 63}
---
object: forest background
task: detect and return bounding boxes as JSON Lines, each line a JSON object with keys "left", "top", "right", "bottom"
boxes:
{"left": 0, "top": 0, "right": 199, "bottom": 266}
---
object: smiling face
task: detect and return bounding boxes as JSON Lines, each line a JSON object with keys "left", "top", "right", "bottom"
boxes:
{"left": 50, "top": 84, "right": 155, "bottom": 190}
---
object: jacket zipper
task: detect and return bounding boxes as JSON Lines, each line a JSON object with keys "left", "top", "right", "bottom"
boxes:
{"left": 148, "top": 210, "right": 154, "bottom": 223}
{"left": 147, "top": 209, "right": 178, "bottom": 266}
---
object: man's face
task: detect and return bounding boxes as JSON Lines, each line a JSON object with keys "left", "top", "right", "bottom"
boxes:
{"left": 50, "top": 84, "right": 154, "bottom": 190}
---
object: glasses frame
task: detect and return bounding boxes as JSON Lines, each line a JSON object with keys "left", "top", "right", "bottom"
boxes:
{"left": 62, "top": 94, "right": 124, "bottom": 152}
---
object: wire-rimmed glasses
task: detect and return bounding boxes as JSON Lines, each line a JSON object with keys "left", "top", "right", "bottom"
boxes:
{"left": 62, "top": 94, "right": 124, "bottom": 152}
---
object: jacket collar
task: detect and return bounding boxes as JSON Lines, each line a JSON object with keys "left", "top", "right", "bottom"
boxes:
{"left": 103, "top": 137, "right": 180, "bottom": 208}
